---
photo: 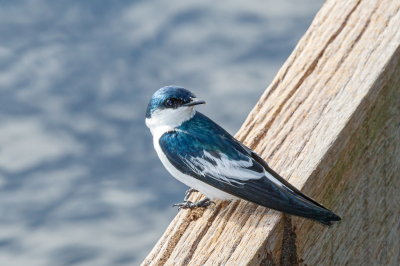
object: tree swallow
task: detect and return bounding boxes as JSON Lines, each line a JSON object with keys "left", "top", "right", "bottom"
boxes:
{"left": 145, "top": 86, "right": 341, "bottom": 225}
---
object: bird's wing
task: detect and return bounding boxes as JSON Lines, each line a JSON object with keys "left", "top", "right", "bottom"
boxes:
{"left": 159, "top": 112, "right": 267, "bottom": 189}
{"left": 158, "top": 125, "right": 293, "bottom": 195}
{"left": 159, "top": 112, "right": 340, "bottom": 225}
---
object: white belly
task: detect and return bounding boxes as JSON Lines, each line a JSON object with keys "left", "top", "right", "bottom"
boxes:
{"left": 153, "top": 130, "right": 237, "bottom": 201}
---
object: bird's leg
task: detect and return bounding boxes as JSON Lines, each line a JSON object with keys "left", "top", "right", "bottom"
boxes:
{"left": 173, "top": 197, "right": 215, "bottom": 210}
{"left": 184, "top": 188, "right": 198, "bottom": 202}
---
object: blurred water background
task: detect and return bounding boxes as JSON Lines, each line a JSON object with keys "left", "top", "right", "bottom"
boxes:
{"left": 0, "top": 0, "right": 324, "bottom": 265}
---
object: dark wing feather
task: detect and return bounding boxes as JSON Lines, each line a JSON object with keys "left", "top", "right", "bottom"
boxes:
{"left": 250, "top": 152, "right": 329, "bottom": 210}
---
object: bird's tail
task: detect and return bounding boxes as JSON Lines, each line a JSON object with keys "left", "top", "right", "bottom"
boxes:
{"left": 274, "top": 195, "right": 341, "bottom": 226}
{"left": 317, "top": 212, "right": 341, "bottom": 226}
{"left": 250, "top": 152, "right": 341, "bottom": 226}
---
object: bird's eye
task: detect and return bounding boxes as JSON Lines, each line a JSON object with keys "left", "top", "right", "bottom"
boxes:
{"left": 164, "top": 98, "right": 174, "bottom": 108}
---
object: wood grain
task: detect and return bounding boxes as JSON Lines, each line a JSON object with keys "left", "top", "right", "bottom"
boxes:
{"left": 142, "top": 0, "right": 400, "bottom": 265}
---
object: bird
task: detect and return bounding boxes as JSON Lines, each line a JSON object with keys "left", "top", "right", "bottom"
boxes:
{"left": 145, "top": 85, "right": 341, "bottom": 226}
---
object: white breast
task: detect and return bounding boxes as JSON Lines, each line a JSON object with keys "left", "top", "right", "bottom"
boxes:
{"left": 151, "top": 126, "right": 237, "bottom": 201}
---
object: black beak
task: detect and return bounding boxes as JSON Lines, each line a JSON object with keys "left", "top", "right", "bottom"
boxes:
{"left": 183, "top": 98, "right": 206, "bottom": 107}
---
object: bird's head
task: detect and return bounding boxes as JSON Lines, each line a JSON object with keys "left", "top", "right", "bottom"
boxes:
{"left": 145, "top": 86, "right": 206, "bottom": 132}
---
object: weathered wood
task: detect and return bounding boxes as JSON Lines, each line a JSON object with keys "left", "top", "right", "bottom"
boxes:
{"left": 142, "top": 0, "right": 400, "bottom": 265}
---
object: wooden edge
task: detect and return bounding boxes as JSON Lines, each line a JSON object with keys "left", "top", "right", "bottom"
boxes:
{"left": 142, "top": 0, "right": 400, "bottom": 265}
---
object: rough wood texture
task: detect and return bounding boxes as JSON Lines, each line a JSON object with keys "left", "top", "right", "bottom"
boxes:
{"left": 142, "top": 0, "right": 400, "bottom": 265}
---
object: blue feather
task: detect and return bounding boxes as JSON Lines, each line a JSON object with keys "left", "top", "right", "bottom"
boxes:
{"left": 146, "top": 86, "right": 196, "bottom": 118}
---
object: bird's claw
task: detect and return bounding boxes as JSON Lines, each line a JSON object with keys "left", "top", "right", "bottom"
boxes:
{"left": 173, "top": 198, "right": 215, "bottom": 210}
{"left": 184, "top": 188, "right": 198, "bottom": 202}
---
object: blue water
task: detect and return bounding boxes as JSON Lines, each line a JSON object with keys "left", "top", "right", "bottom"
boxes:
{"left": 0, "top": 0, "right": 323, "bottom": 265}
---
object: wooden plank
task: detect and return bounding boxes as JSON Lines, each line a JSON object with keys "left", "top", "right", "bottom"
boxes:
{"left": 142, "top": 0, "right": 400, "bottom": 265}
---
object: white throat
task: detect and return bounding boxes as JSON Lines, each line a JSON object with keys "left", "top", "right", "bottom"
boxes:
{"left": 145, "top": 107, "right": 195, "bottom": 136}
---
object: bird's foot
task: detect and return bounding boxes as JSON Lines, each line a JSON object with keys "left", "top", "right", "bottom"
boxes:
{"left": 173, "top": 198, "right": 215, "bottom": 210}
{"left": 184, "top": 188, "right": 198, "bottom": 202}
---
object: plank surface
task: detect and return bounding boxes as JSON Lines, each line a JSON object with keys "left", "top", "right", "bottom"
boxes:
{"left": 142, "top": 0, "right": 400, "bottom": 265}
